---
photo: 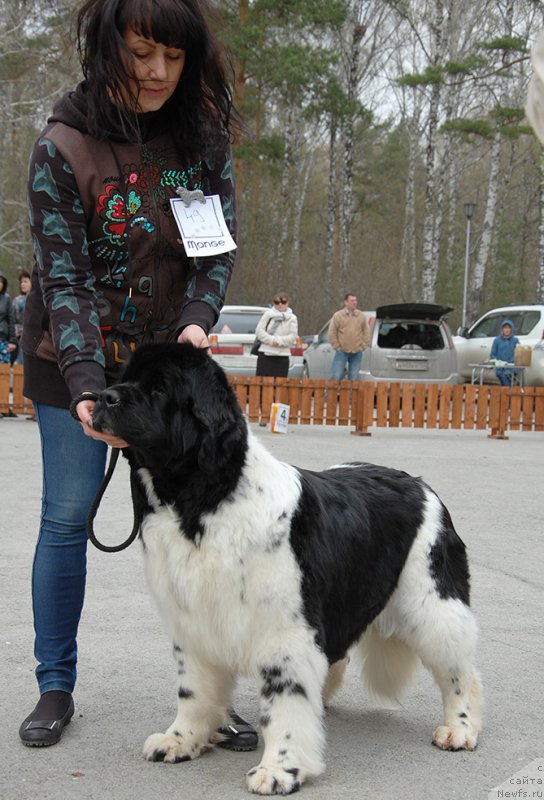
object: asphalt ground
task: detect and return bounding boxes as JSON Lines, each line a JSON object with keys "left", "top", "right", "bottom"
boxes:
{"left": 1, "top": 417, "right": 543, "bottom": 800}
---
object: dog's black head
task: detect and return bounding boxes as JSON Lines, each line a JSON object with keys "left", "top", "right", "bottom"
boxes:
{"left": 92, "top": 343, "right": 247, "bottom": 480}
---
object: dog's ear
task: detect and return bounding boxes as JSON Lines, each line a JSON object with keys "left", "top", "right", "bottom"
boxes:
{"left": 189, "top": 370, "right": 246, "bottom": 473}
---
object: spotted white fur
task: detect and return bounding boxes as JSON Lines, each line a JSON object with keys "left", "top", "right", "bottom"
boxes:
{"left": 92, "top": 344, "right": 482, "bottom": 796}
{"left": 138, "top": 431, "right": 482, "bottom": 793}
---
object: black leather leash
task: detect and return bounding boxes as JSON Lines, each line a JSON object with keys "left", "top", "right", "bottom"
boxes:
{"left": 86, "top": 447, "right": 140, "bottom": 553}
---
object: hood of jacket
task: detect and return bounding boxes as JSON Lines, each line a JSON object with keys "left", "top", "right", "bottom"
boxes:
{"left": 48, "top": 82, "right": 168, "bottom": 143}
{"left": 48, "top": 83, "right": 90, "bottom": 135}
{"left": 500, "top": 318, "right": 515, "bottom": 335}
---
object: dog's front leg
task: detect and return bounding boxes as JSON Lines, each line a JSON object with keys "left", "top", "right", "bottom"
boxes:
{"left": 247, "top": 648, "right": 328, "bottom": 795}
{"left": 143, "top": 643, "right": 233, "bottom": 764}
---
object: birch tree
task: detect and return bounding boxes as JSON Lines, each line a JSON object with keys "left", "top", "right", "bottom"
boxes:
{"left": 466, "top": 2, "right": 533, "bottom": 320}
{"left": 539, "top": 149, "right": 544, "bottom": 299}
{"left": 338, "top": 0, "right": 365, "bottom": 289}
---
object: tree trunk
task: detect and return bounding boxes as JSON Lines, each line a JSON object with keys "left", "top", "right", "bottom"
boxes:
{"left": 469, "top": 131, "right": 502, "bottom": 321}
{"left": 339, "top": 0, "right": 365, "bottom": 291}
{"left": 421, "top": 0, "right": 445, "bottom": 302}
{"left": 400, "top": 114, "right": 418, "bottom": 300}
{"left": 469, "top": 0, "right": 514, "bottom": 321}
{"left": 291, "top": 153, "right": 313, "bottom": 298}
{"left": 275, "top": 107, "right": 296, "bottom": 283}
{"left": 539, "top": 149, "right": 544, "bottom": 302}
{"left": 232, "top": 0, "right": 249, "bottom": 205}
{"left": 324, "top": 121, "right": 338, "bottom": 306}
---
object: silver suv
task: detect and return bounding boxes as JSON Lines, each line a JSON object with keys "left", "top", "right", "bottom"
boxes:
{"left": 454, "top": 304, "right": 544, "bottom": 386}
{"left": 360, "top": 303, "right": 458, "bottom": 384}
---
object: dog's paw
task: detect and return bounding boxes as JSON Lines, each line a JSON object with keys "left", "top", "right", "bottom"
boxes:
{"left": 432, "top": 724, "right": 478, "bottom": 751}
{"left": 246, "top": 765, "right": 302, "bottom": 795}
{"left": 143, "top": 731, "right": 207, "bottom": 763}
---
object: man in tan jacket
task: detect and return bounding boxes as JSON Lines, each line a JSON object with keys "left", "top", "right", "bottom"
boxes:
{"left": 329, "top": 293, "right": 371, "bottom": 381}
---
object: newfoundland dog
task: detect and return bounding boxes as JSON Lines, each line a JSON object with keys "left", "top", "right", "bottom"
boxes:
{"left": 91, "top": 342, "right": 482, "bottom": 795}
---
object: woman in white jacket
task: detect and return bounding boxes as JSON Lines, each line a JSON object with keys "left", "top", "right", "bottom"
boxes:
{"left": 255, "top": 293, "right": 298, "bottom": 377}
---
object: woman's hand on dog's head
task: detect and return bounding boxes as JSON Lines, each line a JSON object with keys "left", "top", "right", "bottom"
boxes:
{"left": 177, "top": 324, "right": 210, "bottom": 351}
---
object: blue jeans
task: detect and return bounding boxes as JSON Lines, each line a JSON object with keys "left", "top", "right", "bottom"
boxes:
{"left": 33, "top": 404, "right": 107, "bottom": 694}
{"left": 331, "top": 350, "right": 363, "bottom": 381}
{"left": 496, "top": 367, "right": 519, "bottom": 386}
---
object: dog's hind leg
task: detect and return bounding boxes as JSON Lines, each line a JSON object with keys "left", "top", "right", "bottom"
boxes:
{"left": 360, "top": 490, "right": 482, "bottom": 751}
{"left": 398, "top": 599, "right": 483, "bottom": 750}
{"left": 246, "top": 641, "right": 328, "bottom": 795}
{"left": 429, "top": 663, "right": 482, "bottom": 751}
{"left": 402, "top": 600, "right": 483, "bottom": 751}
{"left": 359, "top": 603, "right": 482, "bottom": 751}
{"left": 143, "top": 645, "right": 234, "bottom": 764}
{"left": 383, "top": 491, "right": 483, "bottom": 750}
{"left": 322, "top": 656, "right": 349, "bottom": 707}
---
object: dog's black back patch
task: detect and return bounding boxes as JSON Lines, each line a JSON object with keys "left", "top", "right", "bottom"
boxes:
{"left": 289, "top": 463, "right": 426, "bottom": 663}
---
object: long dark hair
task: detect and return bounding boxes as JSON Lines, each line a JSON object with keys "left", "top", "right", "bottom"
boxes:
{"left": 76, "top": 0, "right": 239, "bottom": 157}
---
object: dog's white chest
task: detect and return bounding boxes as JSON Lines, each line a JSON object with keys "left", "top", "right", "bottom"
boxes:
{"left": 140, "top": 499, "right": 304, "bottom": 670}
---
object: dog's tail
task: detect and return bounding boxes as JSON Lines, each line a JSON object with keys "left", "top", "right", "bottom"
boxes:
{"left": 357, "top": 624, "right": 419, "bottom": 706}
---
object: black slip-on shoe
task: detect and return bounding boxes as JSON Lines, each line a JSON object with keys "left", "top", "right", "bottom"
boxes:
{"left": 19, "top": 694, "right": 74, "bottom": 747}
{"left": 217, "top": 709, "right": 258, "bottom": 751}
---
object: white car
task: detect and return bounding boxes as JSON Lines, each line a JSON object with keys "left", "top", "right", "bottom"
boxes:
{"left": 454, "top": 304, "right": 544, "bottom": 386}
{"left": 208, "top": 304, "right": 304, "bottom": 378}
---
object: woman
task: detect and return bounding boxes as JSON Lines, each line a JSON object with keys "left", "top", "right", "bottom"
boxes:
{"left": 19, "top": 0, "right": 256, "bottom": 751}
{"left": 0, "top": 272, "right": 17, "bottom": 368}
{"left": 254, "top": 294, "right": 298, "bottom": 377}
{"left": 12, "top": 269, "right": 32, "bottom": 365}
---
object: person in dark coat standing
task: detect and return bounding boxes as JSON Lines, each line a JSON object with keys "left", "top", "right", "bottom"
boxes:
{"left": 18, "top": 0, "right": 256, "bottom": 753}
{"left": 0, "top": 271, "right": 17, "bottom": 365}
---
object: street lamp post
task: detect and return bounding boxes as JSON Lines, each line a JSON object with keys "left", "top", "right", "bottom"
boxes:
{"left": 462, "top": 203, "right": 476, "bottom": 329}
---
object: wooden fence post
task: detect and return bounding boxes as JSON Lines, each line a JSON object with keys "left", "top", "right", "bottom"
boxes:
{"left": 0, "top": 364, "right": 10, "bottom": 414}
{"left": 351, "top": 381, "right": 373, "bottom": 435}
{"left": 488, "top": 387, "right": 509, "bottom": 439}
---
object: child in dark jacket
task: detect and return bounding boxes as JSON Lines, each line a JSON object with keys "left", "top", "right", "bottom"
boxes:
{"left": 0, "top": 272, "right": 17, "bottom": 365}
{"left": 490, "top": 319, "right": 520, "bottom": 385}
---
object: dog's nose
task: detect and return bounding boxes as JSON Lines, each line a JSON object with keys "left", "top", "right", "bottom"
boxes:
{"left": 101, "top": 388, "right": 121, "bottom": 407}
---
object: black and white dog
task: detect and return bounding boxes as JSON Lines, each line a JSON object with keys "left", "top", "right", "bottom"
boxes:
{"left": 92, "top": 343, "right": 482, "bottom": 795}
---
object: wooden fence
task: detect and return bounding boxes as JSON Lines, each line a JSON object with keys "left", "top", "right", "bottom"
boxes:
{"left": 228, "top": 375, "right": 544, "bottom": 439}
{"left": 350, "top": 380, "right": 544, "bottom": 439}
{"left": 2, "top": 365, "right": 544, "bottom": 439}
{"left": 0, "top": 365, "right": 33, "bottom": 415}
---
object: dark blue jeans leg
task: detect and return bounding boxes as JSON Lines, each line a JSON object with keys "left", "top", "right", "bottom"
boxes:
{"left": 32, "top": 404, "right": 107, "bottom": 694}
{"left": 331, "top": 350, "right": 349, "bottom": 380}
{"left": 347, "top": 351, "right": 363, "bottom": 381}
{"left": 496, "top": 369, "right": 513, "bottom": 386}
